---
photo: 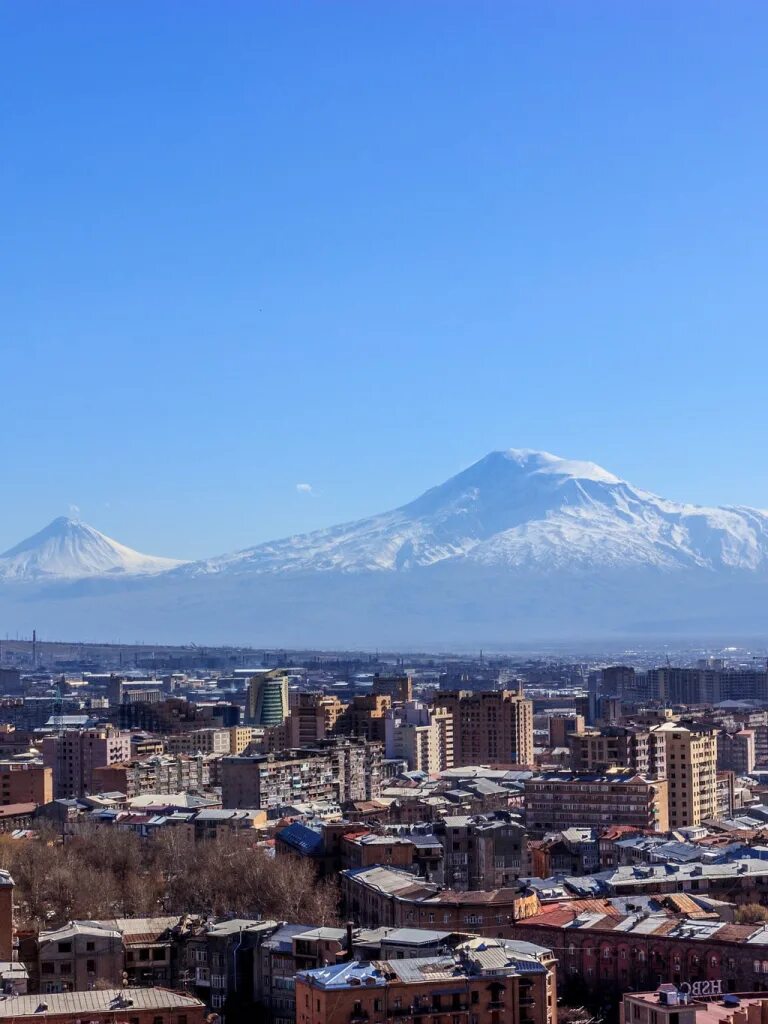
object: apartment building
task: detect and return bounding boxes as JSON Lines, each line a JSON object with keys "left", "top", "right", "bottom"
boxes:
{"left": 435, "top": 814, "right": 527, "bottom": 890}
{"left": 41, "top": 728, "right": 132, "bottom": 798}
{"left": 221, "top": 738, "right": 382, "bottom": 809}
{"left": 92, "top": 753, "right": 212, "bottom": 797}
{"left": 37, "top": 922, "right": 123, "bottom": 993}
{"left": 296, "top": 940, "right": 557, "bottom": 1024}
{"left": 221, "top": 752, "right": 338, "bottom": 809}
{"left": 0, "top": 761, "right": 52, "bottom": 806}
{"left": 653, "top": 723, "right": 718, "bottom": 829}
{"left": 164, "top": 728, "right": 232, "bottom": 756}
{"left": 341, "top": 865, "right": 541, "bottom": 936}
{"left": 717, "top": 729, "right": 756, "bottom": 776}
{"left": 371, "top": 674, "right": 413, "bottom": 703}
{"left": 524, "top": 769, "right": 669, "bottom": 834}
{"left": 0, "top": 989, "right": 205, "bottom": 1024}
{"left": 569, "top": 725, "right": 667, "bottom": 777}
{"left": 335, "top": 695, "right": 391, "bottom": 743}
{"left": 384, "top": 702, "right": 454, "bottom": 774}
{"left": 287, "top": 693, "right": 346, "bottom": 747}
{"left": 434, "top": 690, "right": 534, "bottom": 767}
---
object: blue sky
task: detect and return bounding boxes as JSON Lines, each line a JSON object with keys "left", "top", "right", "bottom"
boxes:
{"left": 3, "top": 2, "right": 768, "bottom": 560}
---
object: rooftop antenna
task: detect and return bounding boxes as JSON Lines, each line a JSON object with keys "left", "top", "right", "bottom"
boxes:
{"left": 32, "top": 630, "right": 37, "bottom": 669}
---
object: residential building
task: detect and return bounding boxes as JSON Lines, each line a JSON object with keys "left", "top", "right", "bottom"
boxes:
{"left": 717, "top": 729, "right": 756, "bottom": 776}
{"left": 0, "top": 761, "right": 52, "bottom": 806}
{"left": 512, "top": 897, "right": 768, "bottom": 998}
{"left": 296, "top": 938, "right": 557, "bottom": 1024}
{"left": 653, "top": 723, "right": 718, "bottom": 829}
{"left": 335, "top": 695, "right": 391, "bottom": 743}
{"left": 0, "top": 988, "right": 205, "bottom": 1024}
{"left": 221, "top": 752, "right": 338, "bottom": 810}
{"left": 524, "top": 769, "right": 669, "bottom": 834}
{"left": 114, "top": 916, "right": 179, "bottom": 987}
{"left": 435, "top": 814, "right": 527, "bottom": 890}
{"left": 92, "top": 753, "right": 213, "bottom": 798}
{"left": 222, "top": 737, "right": 382, "bottom": 810}
{"left": 287, "top": 693, "right": 346, "bottom": 747}
{"left": 548, "top": 714, "right": 584, "bottom": 749}
{"left": 228, "top": 726, "right": 260, "bottom": 755}
{"left": 384, "top": 702, "right": 454, "bottom": 774}
{"left": 568, "top": 726, "right": 666, "bottom": 777}
{"left": 621, "top": 991, "right": 768, "bottom": 1024}
{"left": 371, "top": 674, "right": 413, "bottom": 703}
{"left": 41, "top": 728, "right": 132, "bottom": 799}
{"left": 341, "top": 865, "right": 541, "bottom": 936}
{"left": 434, "top": 690, "right": 534, "bottom": 767}
{"left": 0, "top": 871, "right": 13, "bottom": 962}
{"left": 37, "top": 922, "right": 123, "bottom": 993}
{"left": 164, "top": 728, "right": 232, "bottom": 756}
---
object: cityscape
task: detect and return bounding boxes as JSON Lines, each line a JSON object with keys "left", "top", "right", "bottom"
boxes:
{"left": 5, "top": 4, "right": 768, "bottom": 1024}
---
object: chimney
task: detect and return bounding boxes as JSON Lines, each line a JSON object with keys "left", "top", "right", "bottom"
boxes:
{"left": 345, "top": 921, "right": 354, "bottom": 961}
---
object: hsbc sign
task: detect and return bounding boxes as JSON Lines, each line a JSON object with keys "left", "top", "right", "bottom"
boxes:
{"left": 679, "top": 981, "right": 723, "bottom": 997}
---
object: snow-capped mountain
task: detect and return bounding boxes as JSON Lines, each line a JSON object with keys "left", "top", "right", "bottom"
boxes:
{"left": 180, "top": 449, "right": 768, "bottom": 577}
{"left": 4, "top": 450, "right": 768, "bottom": 647}
{"left": 0, "top": 517, "right": 185, "bottom": 581}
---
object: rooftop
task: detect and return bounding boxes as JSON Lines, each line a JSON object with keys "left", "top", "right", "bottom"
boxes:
{"left": 0, "top": 988, "right": 203, "bottom": 1018}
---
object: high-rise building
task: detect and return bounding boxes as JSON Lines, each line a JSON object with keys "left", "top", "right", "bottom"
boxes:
{"left": 247, "top": 670, "right": 290, "bottom": 726}
{"left": 371, "top": 674, "right": 413, "bottom": 703}
{"left": 548, "top": 713, "right": 584, "bottom": 748}
{"left": 384, "top": 702, "right": 454, "bottom": 774}
{"left": 434, "top": 690, "right": 533, "bottom": 767}
{"left": 41, "top": 727, "right": 132, "bottom": 799}
{"left": 334, "top": 694, "right": 391, "bottom": 742}
{"left": 287, "top": 692, "right": 346, "bottom": 747}
{"left": 0, "top": 761, "right": 52, "bottom": 806}
{"left": 652, "top": 722, "right": 718, "bottom": 828}
{"left": 716, "top": 728, "right": 756, "bottom": 776}
{"left": 569, "top": 725, "right": 666, "bottom": 777}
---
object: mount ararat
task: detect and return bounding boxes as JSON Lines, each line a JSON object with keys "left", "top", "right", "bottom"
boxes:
{"left": 3, "top": 449, "right": 768, "bottom": 647}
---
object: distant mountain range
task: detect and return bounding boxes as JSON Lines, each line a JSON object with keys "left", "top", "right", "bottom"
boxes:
{"left": 3, "top": 449, "right": 768, "bottom": 647}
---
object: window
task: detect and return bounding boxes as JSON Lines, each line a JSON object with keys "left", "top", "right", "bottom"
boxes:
{"left": 41, "top": 963, "right": 54, "bottom": 975}
{"left": 87, "top": 960, "right": 96, "bottom": 974}
{"left": 59, "top": 963, "right": 72, "bottom": 975}
{"left": 86, "top": 942, "right": 95, "bottom": 952}
{"left": 152, "top": 948, "right": 165, "bottom": 961}
{"left": 139, "top": 949, "right": 150, "bottom": 961}
{"left": 58, "top": 942, "right": 72, "bottom": 953}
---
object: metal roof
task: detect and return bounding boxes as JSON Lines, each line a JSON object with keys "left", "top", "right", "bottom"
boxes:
{"left": 0, "top": 988, "right": 202, "bottom": 1017}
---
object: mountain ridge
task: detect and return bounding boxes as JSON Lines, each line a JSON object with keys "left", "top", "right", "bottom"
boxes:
{"left": 3, "top": 448, "right": 768, "bottom": 646}
{"left": 173, "top": 448, "right": 768, "bottom": 578}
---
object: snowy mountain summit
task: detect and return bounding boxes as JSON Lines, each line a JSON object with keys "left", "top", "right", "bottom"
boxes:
{"left": 0, "top": 517, "right": 185, "bottom": 581}
{"left": 3, "top": 450, "right": 768, "bottom": 644}
{"left": 183, "top": 448, "right": 768, "bottom": 577}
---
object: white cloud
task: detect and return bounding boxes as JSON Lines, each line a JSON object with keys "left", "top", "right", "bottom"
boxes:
{"left": 68, "top": 503, "right": 81, "bottom": 519}
{"left": 296, "top": 483, "right": 313, "bottom": 494}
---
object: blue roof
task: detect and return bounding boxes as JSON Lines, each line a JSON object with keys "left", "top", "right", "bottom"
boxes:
{"left": 300, "top": 960, "right": 387, "bottom": 990}
{"left": 276, "top": 822, "right": 323, "bottom": 856}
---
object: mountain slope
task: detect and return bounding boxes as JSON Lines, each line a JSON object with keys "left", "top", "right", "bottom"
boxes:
{"left": 0, "top": 517, "right": 185, "bottom": 581}
{"left": 179, "top": 449, "right": 768, "bottom": 577}
{"left": 4, "top": 450, "right": 768, "bottom": 647}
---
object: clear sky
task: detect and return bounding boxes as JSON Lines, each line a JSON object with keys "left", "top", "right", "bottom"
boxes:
{"left": 3, "top": 2, "right": 768, "bottom": 560}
